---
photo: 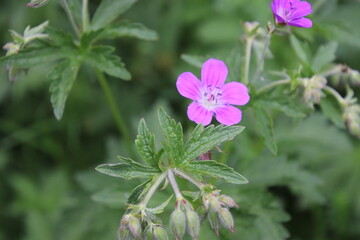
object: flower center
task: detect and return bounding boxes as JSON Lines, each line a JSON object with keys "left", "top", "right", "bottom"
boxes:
{"left": 200, "top": 85, "right": 223, "bottom": 110}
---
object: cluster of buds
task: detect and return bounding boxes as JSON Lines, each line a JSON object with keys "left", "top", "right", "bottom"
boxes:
{"left": 2, "top": 21, "right": 49, "bottom": 82}
{"left": 299, "top": 75, "right": 327, "bottom": 108}
{"left": 342, "top": 88, "right": 360, "bottom": 139}
{"left": 118, "top": 213, "right": 143, "bottom": 240}
{"left": 144, "top": 224, "right": 169, "bottom": 240}
{"left": 170, "top": 198, "right": 200, "bottom": 240}
{"left": 201, "top": 190, "right": 238, "bottom": 235}
{"left": 327, "top": 64, "right": 360, "bottom": 86}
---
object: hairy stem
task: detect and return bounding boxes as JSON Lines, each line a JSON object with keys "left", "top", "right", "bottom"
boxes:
{"left": 243, "top": 36, "right": 254, "bottom": 85}
{"left": 254, "top": 27, "right": 273, "bottom": 81}
{"left": 168, "top": 169, "right": 183, "bottom": 199}
{"left": 256, "top": 79, "right": 291, "bottom": 94}
{"left": 140, "top": 171, "right": 168, "bottom": 207}
{"left": 95, "top": 70, "right": 135, "bottom": 157}
{"left": 324, "top": 86, "right": 346, "bottom": 107}
{"left": 60, "top": 0, "right": 80, "bottom": 37}
{"left": 82, "top": 0, "right": 89, "bottom": 32}
{"left": 173, "top": 168, "right": 205, "bottom": 190}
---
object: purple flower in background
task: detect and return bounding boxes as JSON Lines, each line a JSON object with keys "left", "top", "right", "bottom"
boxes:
{"left": 176, "top": 58, "right": 250, "bottom": 126}
{"left": 271, "top": 0, "right": 313, "bottom": 28}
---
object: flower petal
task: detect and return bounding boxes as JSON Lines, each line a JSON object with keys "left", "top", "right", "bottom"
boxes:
{"left": 201, "top": 58, "right": 228, "bottom": 88}
{"left": 221, "top": 82, "right": 250, "bottom": 105}
{"left": 176, "top": 72, "right": 202, "bottom": 100}
{"left": 187, "top": 102, "right": 213, "bottom": 126}
{"left": 214, "top": 105, "right": 242, "bottom": 126}
{"left": 290, "top": 1, "right": 312, "bottom": 19}
{"left": 288, "top": 17, "right": 312, "bottom": 28}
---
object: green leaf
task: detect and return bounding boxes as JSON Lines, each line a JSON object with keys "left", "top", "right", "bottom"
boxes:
{"left": 158, "top": 108, "right": 183, "bottom": 165}
{"left": 80, "top": 29, "right": 106, "bottom": 49}
{"left": 181, "top": 54, "right": 207, "bottom": 68}
{"left": 49, "top": 59, "right": 80, "bottom": 120}
{"left": 85, "top": 46, "right": 131, "bottom": 80}
{"left": 147, "top": 195, "right": 173, "bottom": 214}
{"left": 289, "top": 35, "right": 310, "bottom": 65}
{"left": 127, "top": 179, "right": 152, "bottom": 204}
{"left": 103, "top": 22, "right": 158, "bottom": 41}
{"left": 312, "top": 42, "right": 338, "bottom": 72}
{"left": 46, "top": 26, "right": 75, "bottom": 46}
{"left": 186, "top": 160, "right": 248, "bottom": 184}
{"left": 0, "top": 47, "right": 68, "bottom": 68}
{"left": 182, "top": 124, "right": 245, "bottom": 163}
{"left": 135, "top": 119, "right": 159, "bottom": 169}
{"left": 91, "top": 0, "right": 138, "bottom": 30}
{"left": 253, "top": 106, "right": 277, "bottom": 155}
{"left": 95, "top": 157, "right": 160, "bottom": 179}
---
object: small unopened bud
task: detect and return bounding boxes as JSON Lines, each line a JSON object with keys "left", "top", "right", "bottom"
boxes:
{"left": 208, "top": 197, "right": 221, "bottom": 212}
{"left": 145, "top": 225, "right": 169, "bottom": 240}
{"left": 128, "top": 215, "right": 142, "bottom": 238}
{"left": 197, "top": 205, "right": 208, "bottom": 223}
{"left": 219, "top": 195, "right": 239, "bottom": 209}
{"left": 300, "top": 75, "right": 327, "bottom": 107}
{"left": 118, "top": 225, "right": 131, "bottom": 240}
{"left": 244, "top": 22, "right": 260, "bottom": 35}
{"left": 218, "top": 208, "right": 235, "bottom": 232}
{"left": 170, "top": 208, "right": 186, "bottom": 239}
{"left": 343, "top": 104, "right": 360, "bottom": 138}
{"left": 208, "top": 209, "right": 220, "bottom": 236}
{"left": 186, "top": 210, "right": 200, "bottom": 240}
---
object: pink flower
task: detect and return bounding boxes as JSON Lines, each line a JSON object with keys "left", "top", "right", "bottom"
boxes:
{"left": 271, "top": 0, "right": 313, "bottom": 28}
{"left": 176, "top": 58, "right": 250, "bottom": 126}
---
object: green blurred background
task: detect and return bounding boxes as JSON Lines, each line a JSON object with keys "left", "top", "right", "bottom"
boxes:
{"left": 1, "top": 0, "right": 360, "bottom": 239}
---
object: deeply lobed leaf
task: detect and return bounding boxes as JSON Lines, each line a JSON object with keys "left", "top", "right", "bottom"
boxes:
{"left": 95, "top": 157, "right": 160, "bottom": 180}
{"left": 91, "top": 0, "right": 138, "bottom": 30}
{"left": 85, "top": 46, "right": 131, "bottom": 80}
{"left": 103, "top": 22, "right": 158, "bottom": 41}
{"left": 49, "top": 59, "right": 80, "bottom": 120}
{"left": 158, "top": 108, "right": 183, "bottom": 165}
{"left": 182, "top": 124, "right": 245, "bottom": 163}
{"left": 135, "top": 119, "right": 160, "bottom": 169}
{"left": 185, "top": 160, "right": 248, "bottom": 184}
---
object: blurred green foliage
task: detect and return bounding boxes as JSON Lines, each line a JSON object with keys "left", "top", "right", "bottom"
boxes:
{"left": 1, "top": 0, "right": 360, "bottom": 240}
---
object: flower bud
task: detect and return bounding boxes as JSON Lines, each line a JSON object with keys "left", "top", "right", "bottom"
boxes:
{"left": 218, "top": 208, "right": 235, "bottom": 232}
{"left": 219, "top": 195, "right": 238, "bottom": 209}
{"left": 343, "top": 104, "right": 360, "bottom": 138}
{"left": 128, "top": 215, "right": 142, "bottom": 238}
{"left": 208, "top": 197, "right": 221, "bottom": 212}
{"left": 300, "top": 75, "right": 327, "bottom": 107}
{"left": 244, "top": 22, "right": 260, "bottom": 35}
{"left": 118, "top": 225, "right": 132, "bottom": 240}
{"left": 186, "top": 210, "right": 200, "bottom": 240}
{"left": 170, "top": 208, "right": 186, "bottom": 239}
{"left": 208, "top": 209, "right": 220, "bottom": 236}
{"left": 197, "top": 205, "right": 208, "bottom": 223}
{"left": 145, "top": 225, "right": 169, "bottom": 240}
